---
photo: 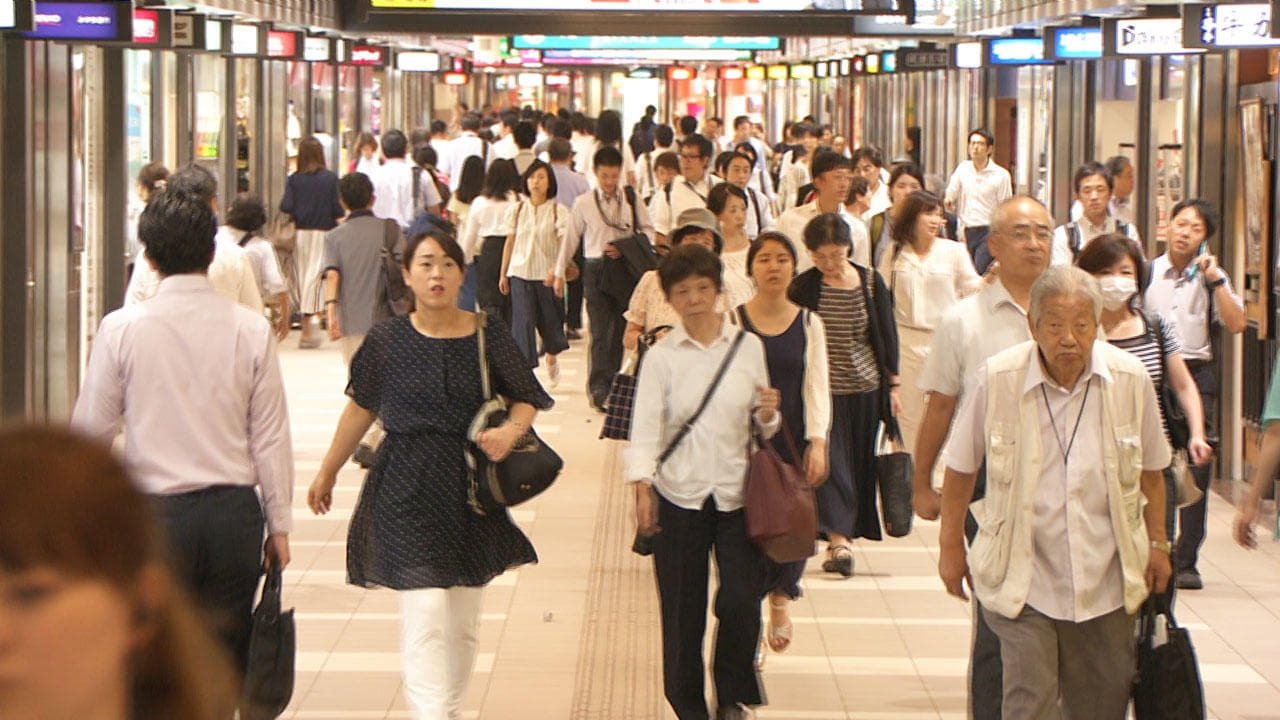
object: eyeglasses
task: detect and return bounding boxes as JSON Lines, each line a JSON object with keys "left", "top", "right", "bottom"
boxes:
{"left": 1005, "top": 225, "right": 1053, "bottom": 243}
{"left": 680, "top": 153, "right": 704, "bottom": 161}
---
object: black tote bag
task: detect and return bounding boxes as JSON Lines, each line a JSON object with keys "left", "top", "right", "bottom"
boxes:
{"left": 241, "top": 565, "right": 296, "bottom": 720}
{"left": 875, "top": 422, "right": 914, "bottom": 538}
{"left": 1133, "top": 595, "right": 1205, "bottom": 720}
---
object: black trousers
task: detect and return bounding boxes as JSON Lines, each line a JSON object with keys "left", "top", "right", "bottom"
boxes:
{"left": 475, "top": 235, "right": 511, "bottom": 325}
{"left": 583, "top": 258, "right": 627, "bottom": 407}
{"left": 965, "top": 225, "right": 994, "bottom": 275}
{"left": 653, "top": 494, "right": 768, "bottom": 719}
{"left": 153, "top": 485, "right": 264, "bottom": 675}
{"left": 565, "top": 243, "right": 585, "bottom": 330}
{"left": 1175, "top": 360, "right": 1218, "bottom": 573}
{"left": 966, "top": 469, "right": 1003, "bottom": 720}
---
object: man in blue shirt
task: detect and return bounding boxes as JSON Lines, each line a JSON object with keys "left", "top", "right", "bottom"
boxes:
{"left": 551, "top": 138, "right": 592, "bottom": 340}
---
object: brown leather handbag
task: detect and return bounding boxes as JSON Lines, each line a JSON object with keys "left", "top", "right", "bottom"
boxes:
{"left": 745, "top": 421, "right": 818, "bottom": 564}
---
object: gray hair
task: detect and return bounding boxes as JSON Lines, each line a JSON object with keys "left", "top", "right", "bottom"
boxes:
{"left": 989, "top": 194, "right": 1049, "bottom": 235}
{"left": 1029, "top": 265, "right": 1103, "bottom": 325}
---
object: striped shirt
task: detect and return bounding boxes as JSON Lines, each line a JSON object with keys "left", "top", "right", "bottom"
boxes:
{"left": 1109, "top": 317, "right": 1181, "bottom": 439}
{"left": 818, "top": 284, "right": 880, "bottom": 395}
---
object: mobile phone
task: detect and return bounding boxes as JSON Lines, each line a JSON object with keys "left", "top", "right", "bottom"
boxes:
{"left": 1188, "top": 241, "right": 1208, "bottom": 279}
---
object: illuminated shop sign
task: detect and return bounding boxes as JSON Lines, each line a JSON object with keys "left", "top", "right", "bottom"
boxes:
{"left": 839, "top": 58, "right": 850, "bottom": 76}
{"left": 789, "top": 63, "right": 814, "bottom": 79}
{"left": 442, "top": 70, "right": 468, "bottom": 85}
{"left": 766, "top": 63, "right": 788, "bottom": 80}
{"left": 851, "top": 55, "right": 865, "bottom": 73}
{"left": 746, "top": 65, "right": 766, "bottom": 80}
{"left": 204, "top": 17, "right": 224, "bottom": 51}
{"left": 266, "top": 29, "right": 300, "bottom": 58}
{"left": 349, "top": 44, "right": 388, "bottom": 65}
{"left": 133, "top": 8, "right": 160, "bottom": 44}
{"left": 303, "top": 36, "right": 332, "bottom": 61}
{"left": 1047, "top": 26, "right": 1102, "bottom": 59}
{"left": 539, "top": 48, "right": 752, "bottom": 62}
{"left": 396, "top": 50, "right": 441, "bottom": 71}
{"left": 0, "top": 0, "right": 16, "bottom": 29}
{"left": 26, "top": 1, "right": 132, "bottom": 41}
{"left": 511, "top": 35, "right": 779, "bottom": 51}
{"left": 816, "top": 61, "right": 827, "bottom": 77}
{"left": 865, "top": 53, "right": 880, "bottom": 73}
{"left": 880, "top": 51, "right": 897, "bottom": 73}
{"left": 898, "top": 48, "right": 948, "bottom": 71}
{"left": 1186, "top": 4, "right": 1278, "bottom": 48}
{"left": 719, "top": 65, "right": 744, "bottom": 80}
{"left": 171, "top": 14, "right": 202, "bottom": 48}
{"left": 1107, "top": 17, "right": 1200, "bottom": 55}
{"left": 953, "top": 41, "right": 983, "bottom": 68}
{"left": 229, "top": 22, "right": 259, "bottom": 55}
{"left": 986, "top": 37, "right": 1051, "bottom": 65}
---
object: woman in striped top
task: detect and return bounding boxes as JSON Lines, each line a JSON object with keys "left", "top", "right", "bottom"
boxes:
{"left": 787, "top": 214, "right": 901, "bottom": 577}
{"left": 1076, "top": 233, "right": 1212, "bottom": 538}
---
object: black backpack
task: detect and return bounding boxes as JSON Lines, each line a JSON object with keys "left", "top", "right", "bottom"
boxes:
{"left": 1067, "top": 220, "right": 1130, "bottom": 262}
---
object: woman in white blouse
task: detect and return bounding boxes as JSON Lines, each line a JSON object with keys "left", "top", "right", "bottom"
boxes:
{"left": 707, "top": 183, "right": 757, "bottom": 311}
{"left": 736, "top": 231, "right": 831, "bottom": 665}
{"left": 224, "top": 193, "right": 290, "bottom": 340}
{"left": 499, "top": 159, "right": 571, "bottom": 386}
{"left": 460, "top": 159, "right": 521, "bottom": 324}
{"left": 626, "top": 242, "right": 781, "bottom": 720}
{"left": 876, "top": 190, "right": 982, "bottom": 457}
{"left": 623, "top": 208, "right": 728, "bottom": 351}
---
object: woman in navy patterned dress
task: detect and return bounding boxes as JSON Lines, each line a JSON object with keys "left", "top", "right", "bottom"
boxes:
{"left": 308, "top": 230, "right": 552, "bottom": 720}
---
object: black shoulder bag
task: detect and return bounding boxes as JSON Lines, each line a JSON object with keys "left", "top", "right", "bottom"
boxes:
{"left": 1143, "top": 312, "right": 1190, "bottom": 450}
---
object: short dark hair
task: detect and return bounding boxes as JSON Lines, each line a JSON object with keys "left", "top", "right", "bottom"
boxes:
{"left": 224, "top": 193, "right": 267, "bottom": 234}
{"left": 338, "top": 172, "right": 374, "bottom": 210}
{"left": 513, "top": 121, "right": 537, "bottom": 150}
{"left": 654, "top": 151, "right": 680, "bottom": 174}
{"left": 521, "top": 160, "right": 558, "bottom": 199}
{"left": 680, "top": 133, "right": 714, "bottom": 160}
{"left": 654, "top": 124, "right": 675, "bottom": 147}
{"left": 460, "top": 113, "right": 481, "bottom": 132}
{"left": 1104, "top": 155, "right": 1132, "bottom": 178}
{"left": 481, "top": 159, "right": 521, "bottom": 200}
{"left": 658, "top": 242, "right": 723, "bottom": 297}
{"left": 138, "top": 188, "right": 217, "bottom": 276}
{"left": 968, "top": 128, "right": 995, "bottom": 146}
{"left": 593, "top": 145, "right": 623, "bottom": 169}
{"left": 847, "top": 175, "right": 870, "bottom": 203}
{"left": 747, "top": 231, "right": 798, "bottom": 276}
{"left": 810, "top": 150, "right": 849, "bottom": 181}
{"left": 413, "top": 143, "right": 438, "bottom": 168}
{"left": 733, "top": 115, "right": 751, "bottom": 130}
{"left": 381, "top": 129, "right": 408, "bottom": 159}
{"left": 707, "top": 183, "right": 748, "bottom": 216}
{"left": 1169, "top": 198, "right": 1218, "bottom": 239}
{"left": 888, "top": 163, "right": 926, "bottom": 192}
{"left": 402, "top": 229, "right": 466, "bottom": 271}
{"left": 678, "top": 115, "right": 698, "bottom": 136}
{"left": 430, "top": 119, "right": 447, "bottom": 135}
{"left": 802, "top": 213, "right": 852, "bottom": 252}
{"left": 733, "top": 142, "right": 758, "bottom": 168}
{"left": 500, "top": 109, "right": 518, "bottom": 129}
{"left": 550, "top": 119, "right": 573, "bottom": 140}
{"left": 1075, "top": 232, "right": 1150, "bottom": 301}
{"left": 548, "top": 138, "right": 574, "bottom": 163}
{"left": 890, "top": 191, "right": 945, "bottom": 249}
{"left": 167, "top": 163, "right": 219, "bottom": 206}
{"left": 1073, "top": 160, "right": 1113, "bottom": 193}
{"left": 851, "top": 146, "right": 884, "bottom": 169}
{"left": 793, "top": 122, "right": 820, "bottom": 139}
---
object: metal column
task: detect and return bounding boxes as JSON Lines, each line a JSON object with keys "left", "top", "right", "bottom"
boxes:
{"left": 100, "top": 48, "right": 127, "bottom": 315}
{"left": 0, "top": 36, "right": 32, "bottom": 418}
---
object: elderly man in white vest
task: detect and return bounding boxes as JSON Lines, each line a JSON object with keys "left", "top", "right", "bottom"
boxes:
{"left": 937, "top": 265, "right": 1172, "bottom": 719}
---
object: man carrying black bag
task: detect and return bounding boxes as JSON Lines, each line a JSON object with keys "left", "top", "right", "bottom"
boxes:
{"left": 555, "top": 145, "right": 657, "bottom": 411}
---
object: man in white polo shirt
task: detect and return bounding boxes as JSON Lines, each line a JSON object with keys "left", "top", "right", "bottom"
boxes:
{"left": 945, "top": 128, "right": 1013, "bottom": 274}
{"left": 1050, "top": 161, "right": 1140, "bottom": 266}
{"left": 650, "top": 133, "right": 720, "bottom": 246}
{"left": 776, "top": 150, "right": 866, "bottom": 271}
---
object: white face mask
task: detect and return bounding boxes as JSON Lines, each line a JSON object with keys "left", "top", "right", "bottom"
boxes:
{"left": 1099, "top": 275, "right": 1137, "bottom": 311}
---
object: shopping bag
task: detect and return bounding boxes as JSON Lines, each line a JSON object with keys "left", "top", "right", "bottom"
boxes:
{"left": 240, "top": 565, "right": 296, "bottom": 720}
{"left": 1132, "top": 595, "right": 1205, "bottom": 720}
{"left": 875, "top": 422, "right": 913, "bottom": 538}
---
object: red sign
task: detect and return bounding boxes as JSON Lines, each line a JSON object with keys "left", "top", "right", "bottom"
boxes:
{"left": 443, "top": 71, "right": 469, "bottom": 85}
{"left": 349, "top": 44, "right": 385, "bottom": 66}
{"left": 132, "top": 8, "right": 159, "bottom": 44}
{"left": 266, "top": 29, "right": 298, "bottom": 58}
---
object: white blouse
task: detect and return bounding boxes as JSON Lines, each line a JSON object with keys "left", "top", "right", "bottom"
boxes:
{"left": 720, "top": 247, "right": 757, "bottom": 311}
{"left": 459, "top": 193, "right": 516, "bottom": 261}
{"left": 877, "top": 238, "right": 983, "bottom": 332}
{"left": 625, "top": 269, "right": 730, "bottom": 331}
{"left": 502, "top": 199, "right": 568, "bottom": 281}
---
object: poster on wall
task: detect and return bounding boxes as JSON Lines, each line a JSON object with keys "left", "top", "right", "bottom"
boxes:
{"left": 1238, "top": 97, "right": 1270, "bottom": 334}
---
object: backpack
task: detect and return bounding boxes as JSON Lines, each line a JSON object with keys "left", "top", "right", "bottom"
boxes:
{"left": 1067, "top": 220, "right": 1130, "bottom": 262}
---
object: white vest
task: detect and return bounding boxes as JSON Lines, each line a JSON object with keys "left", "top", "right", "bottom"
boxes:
{"left": 971, "top": 340, "right": 1157, "bottom": 620}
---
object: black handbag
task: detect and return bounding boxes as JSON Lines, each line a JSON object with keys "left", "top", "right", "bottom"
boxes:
{"left": 381, "top": 219, "right": 412, "bottom": 317}
{"left": 1144, "top": 312, "right": 1190, "bottom": 451}
{"left": 1133, "top": 595, "right": 1206, "bottom": 720}
{"left": 466, "top": 313, "right": 563, "bottom": 515}
{"left": 875, "top": 422, "right": 914, "bottom": 538}
{"left": 600, "top": 325, "right": 672, "bottom": 441}
{"left": 240, "top": 565, "right": 296, "bottom": 720}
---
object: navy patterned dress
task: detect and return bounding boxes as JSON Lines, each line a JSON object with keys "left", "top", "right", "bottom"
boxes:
{"left": 345, "top": 315, "right": 554, "bottom": 590}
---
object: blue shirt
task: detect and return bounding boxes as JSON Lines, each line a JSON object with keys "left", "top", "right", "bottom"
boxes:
{"left": 552, "top": 163, "right": 591, "bottom": 209}
{"left": 280, "top": 169, "right": 344, "bottom": 231}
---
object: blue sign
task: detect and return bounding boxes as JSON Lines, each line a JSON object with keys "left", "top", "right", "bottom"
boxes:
{"left": 987, "top": 37, "right": 1051, "bottom": 65}
{"left": 511, "top": 35, "right": 779, "bottom": 51}
{"left": 1049, "top": 27, "right": 1103, "bottom": 59}
{"left": 25, "top": 1, "right": 129, "bottom": 40}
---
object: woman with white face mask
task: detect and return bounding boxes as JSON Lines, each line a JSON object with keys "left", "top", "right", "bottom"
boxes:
{"left": 1076, "top": 233, "right": 1213, "bottom": 543}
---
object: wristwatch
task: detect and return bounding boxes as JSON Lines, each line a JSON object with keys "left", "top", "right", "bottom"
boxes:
{"left": 1150, "top": 539, "right": 1173, "bottom": 554}
{"left": 1204, "top": 276, "right": 1227, "bottom": 290}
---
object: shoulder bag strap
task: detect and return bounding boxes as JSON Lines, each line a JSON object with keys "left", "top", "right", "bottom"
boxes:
{"left": 593, "top": 189, "right": 630, "bottom": 232}
{"left": 625, "top": 185, "right": 640, "bottom": 231}
{"left": 476, "top": 312, "right": 492, "bottom": 399}
{"left": 1146, "top": 313, "right": 1170, "bottom": 385}
{"left": 412, "top": 166, "right": 422, "bottom": 213}
{"left": 657, "top": 330, "right": 747, "bottom": 466}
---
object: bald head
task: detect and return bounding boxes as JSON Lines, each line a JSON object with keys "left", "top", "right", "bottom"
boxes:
{"left": 988, "top": 195, "right": 1051, "bottom": 285}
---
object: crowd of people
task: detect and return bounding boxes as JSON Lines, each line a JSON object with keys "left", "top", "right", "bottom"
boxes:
{"left": 1, "top": 103, "right": 1276, "bottom": 720}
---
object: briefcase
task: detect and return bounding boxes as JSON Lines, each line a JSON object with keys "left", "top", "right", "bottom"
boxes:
{"left": 241, "top": 566, "right": 296, "bottom": 720}
{"left": 1133, "top": 595, "right": 1205, "bottom": 720}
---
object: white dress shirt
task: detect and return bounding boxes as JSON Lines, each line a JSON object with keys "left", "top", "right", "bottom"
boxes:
{"left": 776, "top": 201, "right": 871, "bottom": 272}
{"left": 492, "top": 133, "right": 518, "bottom": 161}
{"left": 742, "top": 185, "right": 777, "bottom": 240}
{"left": 370, "top": 158, "right": 436, "bottom": 229}
{"left": 944, "top": 159, "right": 1013, "bottom": 229}
{"left": 441, "top": 132, "right": 490, "bottom": 190}
{"left": 72, "top": 275, "right": 294, "bottom": 534}
{"left": 877, "top": 239, "right": 983, "bottom": 331}
{"left": 503, "top": 199, "right": 568, "bottom": 281}
{"left": 650, "top": 174, "right": 720, "bottom": 236}
{"left": 1049, "top": 215, "right": 1141, "bottom": 267}
{"left": 916, "top": 278, "right": 1030, "bottom": 400}
{"left": 459, "top": 194, "right": 516, "bottom": 261}
{"left": 625, "top": 320, "right": 779, "bottom": 511}
{"left": 126, "top": 227, "right": 264, "bottom": 312}
{"left": 557, "top": 187, "right": 655, "bottom": 278}
{"left": 862, "top": 181, "right": 892, "bottom": 222}
{"left": 944, "top": 342, "right": 1168, "bottom": 621}
{"left": 1144, "top": 254, "right": 1242, "bottom": 361}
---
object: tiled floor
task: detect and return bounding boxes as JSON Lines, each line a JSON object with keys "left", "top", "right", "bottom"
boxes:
{"left": 279, "top": 332, "right": 1280, "bottom": 720}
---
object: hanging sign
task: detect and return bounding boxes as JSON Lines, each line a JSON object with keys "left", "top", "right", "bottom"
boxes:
{"left": 303, "top": 35, "right": 332, "bottom": 61}
{"left": 986, "top": 37, "right": 1051, "bottom": 65}
{"left": 1046, "top": 26, "right": 1103, "bottom": 59}
{"left": 266, "top": 29, "right": 300, "bottom": 58}
{"left": 952, "top": 41, "right": 983, "bottom": 68}
{"left": 348, "top": 43, "right": 388, "bottom": 66}
{"left": 898, "top": 48, "right": 948, "bottom": 71}
{"left": 1107, "top": 17, "right": 1199, "bottom": 55}
{"left": 229, "top": 22, "right": 260, "bottom": 55}
{"left": 171, "top": 13, "right": 204, "bottom": 49}
{"left": 25, "top": 1, "right": 133, "bottom": 41}
{"left": 1185, "top": 4, "right": 1278, "bottom": 48}
{"left": 396, "top": 50, "right": 441, "bottom": 71}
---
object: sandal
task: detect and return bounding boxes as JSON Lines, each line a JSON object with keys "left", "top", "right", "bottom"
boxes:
{"left": 821, "top": 545, "right": 854, "bottom": 578}
{"left": 766, "top": 596, "right": 793, "bottom": 653}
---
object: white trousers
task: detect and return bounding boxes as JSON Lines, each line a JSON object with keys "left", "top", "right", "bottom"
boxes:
{"left": 399, "top": 586, "right": 485, "bottom": 720}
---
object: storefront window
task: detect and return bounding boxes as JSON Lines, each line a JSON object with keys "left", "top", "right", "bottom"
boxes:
{"left": 286, "top": 61, "right": 308, "bottom": 170}
{"left": 193, "top": 54, "right": 226, "bottom": 179}
{"left": 311, "top": 62, "right": 338, "bottom": 171}
{"left": 234, "top": 59, "right": 256, "bottom": 193}
{"left": 1016, "top": 65, "right": 1054, "bottom": 204}
{"left": 1153, "top": 56, "right": 1188, "bottom": 241}
{"left": 124, "top": 50, "right": 152, "bottom": 186}
{"left": 339, "top": 65, "right": 358, "bottom": 171}
{"left": 361, "top": 67, "right": 381, "bottom": 136}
